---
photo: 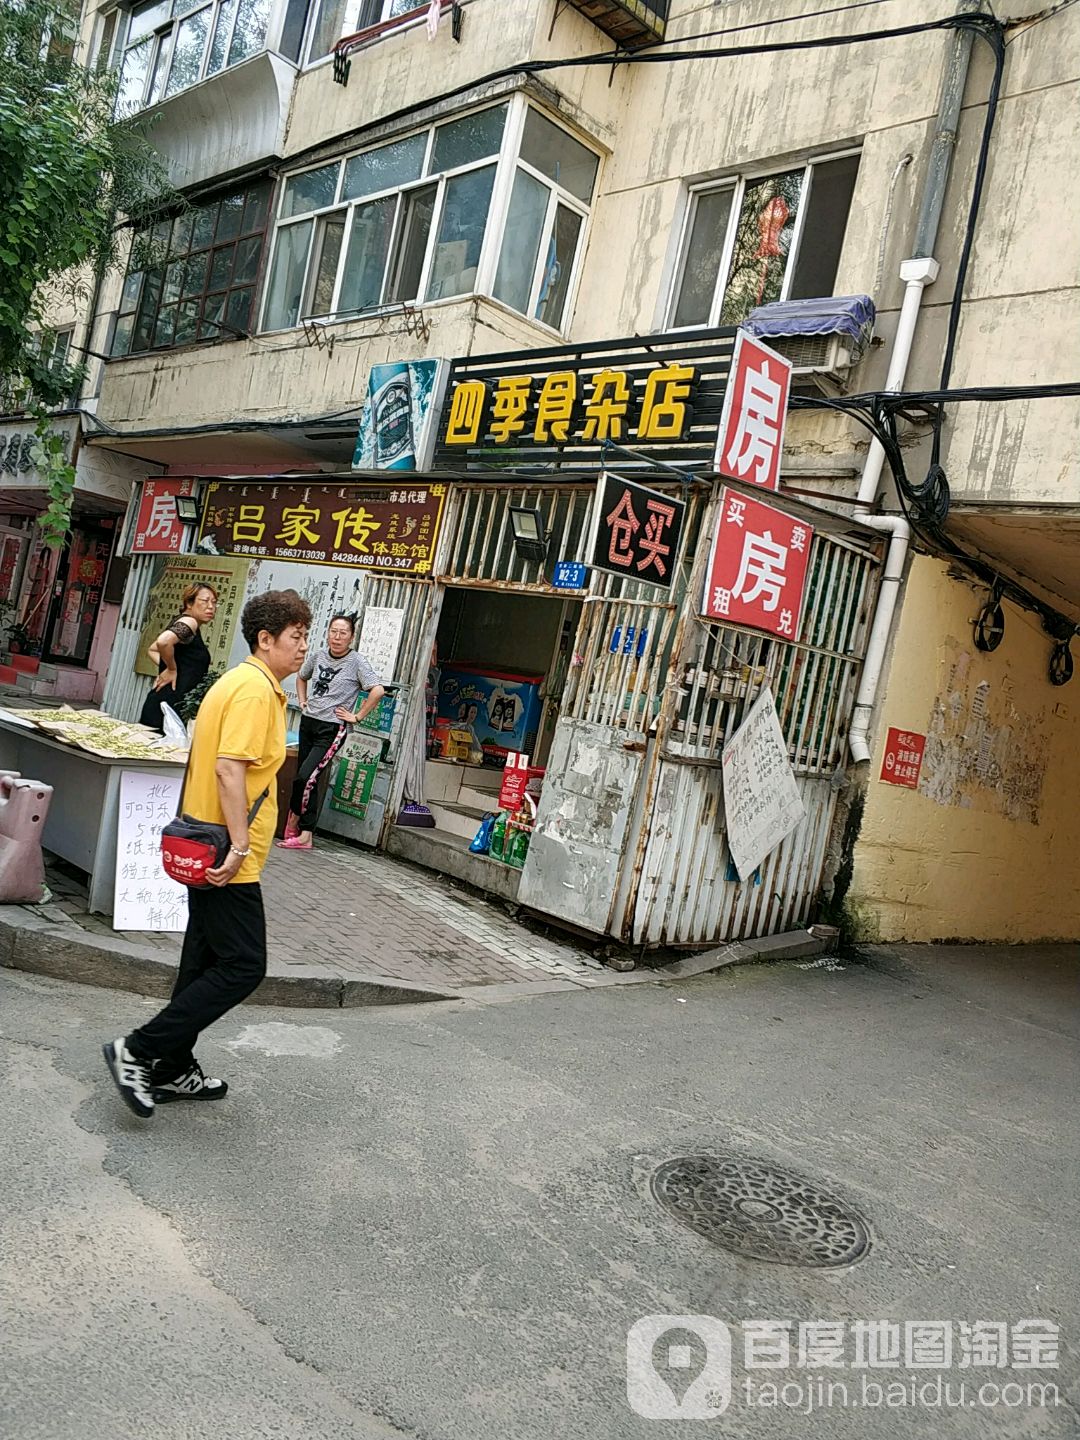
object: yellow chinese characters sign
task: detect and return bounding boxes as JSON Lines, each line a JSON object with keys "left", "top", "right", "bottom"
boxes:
{"left": 443, "top": 363, "right": 697, "bottom": 449}
{"left": 198, "top": 482, "right": 447, "bottom": 574}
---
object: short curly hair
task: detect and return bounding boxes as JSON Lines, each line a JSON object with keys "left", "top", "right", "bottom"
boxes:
{"left": 241, "top": 589, "right": 313, "bottom": 652}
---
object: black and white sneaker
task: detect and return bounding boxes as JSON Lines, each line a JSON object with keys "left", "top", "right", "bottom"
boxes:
{"left": 102, "top": 1037, "right": 154, "bottom": 1118}
{"left": 151, "top": 1061, "right": 228, "bottom": 1104}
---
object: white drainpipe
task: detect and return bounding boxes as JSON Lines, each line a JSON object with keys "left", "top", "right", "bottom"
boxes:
{"left": 848, "top": 255, "right": 939, "bottom": 763}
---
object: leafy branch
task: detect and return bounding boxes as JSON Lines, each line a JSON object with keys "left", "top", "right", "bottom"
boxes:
{"left": 0, "top": 0, "right": 174, "bottom": 546}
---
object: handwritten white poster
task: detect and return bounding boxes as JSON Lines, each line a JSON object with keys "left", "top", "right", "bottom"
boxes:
{"left": 721, "top": 688, "right": 805, "bottom": 882}
{"left": 114, "top": 770, "right": 187, "bottom": 932}
{"left": 358, "top": 605, "right": 405, "bottom": 683}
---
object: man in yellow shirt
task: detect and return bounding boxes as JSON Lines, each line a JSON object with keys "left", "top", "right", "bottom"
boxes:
{"left": 104, "top": 590, "right": 311, "bottom": 1118}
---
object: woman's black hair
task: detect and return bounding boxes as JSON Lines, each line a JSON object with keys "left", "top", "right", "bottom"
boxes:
{"left": 328, "top": 613, "right": 357, "bottom": 633}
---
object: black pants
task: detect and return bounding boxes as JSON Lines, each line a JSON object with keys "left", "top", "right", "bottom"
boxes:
{"left": 127, "top": 883, "right": 266, "bottom": 1080}
{"left": 289, "top": 715, "right": 346, "bottom": 832}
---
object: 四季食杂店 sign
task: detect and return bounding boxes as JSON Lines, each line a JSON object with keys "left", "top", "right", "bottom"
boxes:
{"left": 442, "top": 363, "right": 698, "bottom": 451}
{"left": 198, "top": 481, "right": 447, "bottom": 574}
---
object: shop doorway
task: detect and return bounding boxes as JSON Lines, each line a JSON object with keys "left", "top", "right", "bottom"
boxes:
{"left": 41, "top": 516, "right": 116, "bottom": 667}
{"left": 424, "top": 585, "right": 580, "bottom": 838}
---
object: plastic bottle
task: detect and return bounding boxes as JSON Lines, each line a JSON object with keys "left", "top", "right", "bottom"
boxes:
{"left": 506, "top": 806, "right": 532, "bottom": 870}
{"left": 489, "top": 811, "right": 508, "bottom": 863}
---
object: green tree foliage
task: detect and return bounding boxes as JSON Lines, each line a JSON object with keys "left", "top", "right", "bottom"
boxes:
{"left": 0, "top": 0, "right": 172, "bottom": 544}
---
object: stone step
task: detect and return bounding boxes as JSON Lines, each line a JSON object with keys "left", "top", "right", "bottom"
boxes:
{"left": 427, "top": 798, "right": 490, "bottom": 841}
{"left": 385, "top": 823, "right": 522, "bottom": 904}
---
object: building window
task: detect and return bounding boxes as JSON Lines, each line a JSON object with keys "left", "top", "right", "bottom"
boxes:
{"left": 262, "top": 97, "right": 597, "bottom": 334}
{"left": 668, "top": 152, "right": 861, "bottom": 329}
{"left": 306, "top": 0, "right": 421, "bottom": 65}
{"left": 111, "top": 181, "right": 272, "bottom": 356}
{"left": 114, "top": 0, "right": 277, "bottom": 115}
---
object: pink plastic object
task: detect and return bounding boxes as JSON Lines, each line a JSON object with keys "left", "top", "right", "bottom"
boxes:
{"left": 0, "top": 774, "right": 53, "bottom": 903}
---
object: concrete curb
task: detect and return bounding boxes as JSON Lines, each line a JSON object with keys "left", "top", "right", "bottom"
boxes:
{"left": 0, "top": 906, "right": 829, "bottom": 1009}
{"left": 0, "top": 910, "right": 461, "bottom": 1009}
{"left": 655, "top": 929, "right": 829, "bottom": 981}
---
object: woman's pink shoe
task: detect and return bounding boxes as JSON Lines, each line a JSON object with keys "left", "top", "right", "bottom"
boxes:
{"left": 275, "top": 835, "right": 313, "bottom": 850}
{"left": 282, "top": 812, "right": 300, "bottom": 841}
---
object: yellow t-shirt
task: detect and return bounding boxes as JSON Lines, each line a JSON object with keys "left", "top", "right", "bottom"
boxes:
{"left": 182, "top": 656, "right": 286, "bottom": 883}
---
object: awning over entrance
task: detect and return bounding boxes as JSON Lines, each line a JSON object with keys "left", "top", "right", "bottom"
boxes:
{"left": 83, "top": 414, "right": 365, "bottom": 471}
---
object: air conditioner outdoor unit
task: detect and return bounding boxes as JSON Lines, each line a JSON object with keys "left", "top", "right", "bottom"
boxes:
{"left": 759, "top": 332, "right": 856, "bottom": 382}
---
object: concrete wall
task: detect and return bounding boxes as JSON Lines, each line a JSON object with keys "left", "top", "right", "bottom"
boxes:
{"left": 848, "top": 554, "right": 1080, "bottom": 942}
{"left": 97, "top": 294, "right": 555, "bottom": 430}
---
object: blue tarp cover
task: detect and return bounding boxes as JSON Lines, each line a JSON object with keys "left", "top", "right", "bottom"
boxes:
{"left": 744, "top": 294, "right": 876, "bottom": 342}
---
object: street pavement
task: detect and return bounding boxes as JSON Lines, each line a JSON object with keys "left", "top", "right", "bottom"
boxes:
{"left": 37, "top": 838, "right": 608, "bottom": 992}
{"left": 1, "top": 941, "right": 1077, "bottom": 1438}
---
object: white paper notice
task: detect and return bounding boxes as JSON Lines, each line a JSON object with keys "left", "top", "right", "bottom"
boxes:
{"left": 721, "top": 688, "right": 806, "bottom": 881}
{"left": 358, "top": 605, "right": 405, "bottom": 684}
{"left": 114, "top": 770, "right": 187, "bottom": 932}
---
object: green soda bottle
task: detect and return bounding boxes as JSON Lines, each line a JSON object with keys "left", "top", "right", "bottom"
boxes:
{"left": 489, "top": 811, "right": 508, "bottom": 862}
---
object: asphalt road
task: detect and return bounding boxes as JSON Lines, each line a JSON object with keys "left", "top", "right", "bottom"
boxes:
{"left": 1, "top": 942, "right": 1076, "bottom": 1438}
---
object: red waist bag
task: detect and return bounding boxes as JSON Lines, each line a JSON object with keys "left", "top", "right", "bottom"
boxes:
{"left": 161, "top": 791, "right": 267, "bottom": 888}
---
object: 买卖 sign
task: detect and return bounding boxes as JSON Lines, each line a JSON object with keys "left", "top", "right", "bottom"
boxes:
{"left": 701, "top": 488, "right": 812, "bottom": 639}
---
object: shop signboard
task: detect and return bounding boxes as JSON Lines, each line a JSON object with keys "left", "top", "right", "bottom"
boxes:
{"left": 432, "top": 327, "right": 737, "bottom": 471}
{"left": 114, "top": 770, "right": 186, "bottom": 931}
{"left": 353, "top": 360, "right": 448, "bottom": 471}
{"left": 329, "top": 734, "right": 383, "bottom": 820}
{"left": 198, "top": 481, "right": 447, "bottom": 575}
{"left": 701, "top": 489, "right": 812, "bottom": 640}
{"left": 442, "top": 362, "right": 697, "bottom": 451}
{"left": 715, "top": 332, "right": 792, "bottom": 493}
{"left": 880, "top": 727, "right": 926, "bottom": 789}
{"left": 721, "top": 688, "right": 805, "bottom": 882}
{"left": 131, "top": 479, "right": 195, "bottom": 554}
{"left": 588, "top": 472, "right": 685, "bottom": 589}
{"left": 135, "top": 555, "right": 250, "bottom": 678}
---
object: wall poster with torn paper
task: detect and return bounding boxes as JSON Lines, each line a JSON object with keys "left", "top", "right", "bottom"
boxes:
{"left": 919, "top": 640, "right": 1048, "bottom": 825}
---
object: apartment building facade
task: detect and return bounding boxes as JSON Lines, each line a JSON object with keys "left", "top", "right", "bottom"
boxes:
{"left": 14, "top": 0, "right": 1078, "bottom": 942}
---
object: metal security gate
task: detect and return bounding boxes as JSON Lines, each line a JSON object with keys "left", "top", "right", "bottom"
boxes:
{"left": 626, "top": 520, "right": 881, "bottom": 945}
{"left": 520, "top": 488, "right": 881, "bottom": 946}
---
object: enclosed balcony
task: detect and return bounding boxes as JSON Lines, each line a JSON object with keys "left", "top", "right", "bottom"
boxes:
{"left": 110, "top": 0, "right": 307, "bottom": 188}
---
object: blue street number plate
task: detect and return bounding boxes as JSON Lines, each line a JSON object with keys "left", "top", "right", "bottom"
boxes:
{"left": 552, "top": 560, "right": 588, "bottom": 589}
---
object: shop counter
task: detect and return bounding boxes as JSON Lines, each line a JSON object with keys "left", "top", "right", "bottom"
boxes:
{"left": 0, "top": 713, "right": 185, "bottom": 915}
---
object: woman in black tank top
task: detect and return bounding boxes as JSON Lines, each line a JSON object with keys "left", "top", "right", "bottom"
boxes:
{"left": 138, "top": 581, "right": 218, "bottom": 733}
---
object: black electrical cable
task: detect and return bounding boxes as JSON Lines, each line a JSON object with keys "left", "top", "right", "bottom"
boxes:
{"left": 645, "top": 0, "right": 909, "bottom": 49}
{"left": 306, "top": 11, "right": 997, "bottom": 171}
{"left": 791, "top": 383, "right": 1080, "bottom": 640}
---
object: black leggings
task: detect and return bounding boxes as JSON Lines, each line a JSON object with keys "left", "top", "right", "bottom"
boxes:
{"left": 289, "top": 714, "right": 347, "bottom": 832}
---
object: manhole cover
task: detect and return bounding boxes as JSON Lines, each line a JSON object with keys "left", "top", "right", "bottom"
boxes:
{"left": 650, "top": 1154, "right": 870, "bottom": 1268}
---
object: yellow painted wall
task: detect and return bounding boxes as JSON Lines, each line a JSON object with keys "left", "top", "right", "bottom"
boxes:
{"left": 850, "top": 555, "right": 1080, "bottom": 942}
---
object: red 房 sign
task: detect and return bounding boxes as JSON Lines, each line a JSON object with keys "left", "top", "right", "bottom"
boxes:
{"left": 499, "top": 752, "right": 530, "bottom": 812}
{"left": 701, "top": 488, "right": 813, "bottom": 639}
{"left": 880, "top": 728, "right": 926, "bottom": 789}
{"left": 131, "top": 479, "right": 195, "bottom": 554}
{"left": 715, "top": 331, "right": 793, "bottom": 493}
